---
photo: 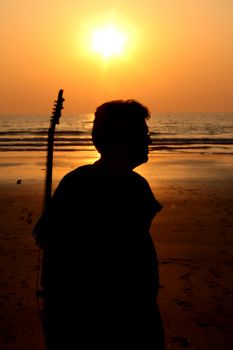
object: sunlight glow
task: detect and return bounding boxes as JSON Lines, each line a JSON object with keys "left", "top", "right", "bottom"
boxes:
{"left": 91, "top": 25, "right": 127, "bottom": 59}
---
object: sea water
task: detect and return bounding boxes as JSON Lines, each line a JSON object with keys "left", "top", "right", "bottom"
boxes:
{"left": 0, "top": 113, "right": 232, "bottom": 154}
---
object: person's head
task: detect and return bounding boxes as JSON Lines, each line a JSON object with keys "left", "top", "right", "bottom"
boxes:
{"left": 92, "top": 99, "right": 151, "bottom": 169}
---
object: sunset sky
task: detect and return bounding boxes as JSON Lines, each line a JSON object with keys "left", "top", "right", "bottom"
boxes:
{"left": 1, "top": 0, "right": 233, "bottom": 115}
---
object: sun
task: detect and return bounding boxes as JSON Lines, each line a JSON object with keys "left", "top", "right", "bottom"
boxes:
{"left": 91, "top": 24, "right": 127, "bottom": 59}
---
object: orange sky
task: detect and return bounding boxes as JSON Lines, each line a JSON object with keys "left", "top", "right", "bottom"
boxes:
{"left": 1, "top": 0, "right": 233, "bottom": 114}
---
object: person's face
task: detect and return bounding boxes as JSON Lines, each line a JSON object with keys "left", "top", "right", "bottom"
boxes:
{"left": 128, "top": 120, "right": 151, "bottom": 168}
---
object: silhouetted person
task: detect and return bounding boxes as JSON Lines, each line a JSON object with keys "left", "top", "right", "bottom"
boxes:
{"left": 34, "top": 100, "right": 165, "bottom": 349}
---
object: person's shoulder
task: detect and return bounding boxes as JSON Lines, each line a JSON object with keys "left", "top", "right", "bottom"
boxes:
{"left": 66, "top": 164, "right": 94, "bottom": 177}
{"left": 60, "top": 164, "right": 95, "bottom": 185}
{"left": 132, "top": 170, "right": 163, "bottom": 215}
{"left": 56, "top": 164, "right": 96, "bottom": 189}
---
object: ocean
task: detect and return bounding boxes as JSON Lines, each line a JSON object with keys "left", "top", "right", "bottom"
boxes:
{"left": 0, "top": 113, "right": 233, "bottom": 154}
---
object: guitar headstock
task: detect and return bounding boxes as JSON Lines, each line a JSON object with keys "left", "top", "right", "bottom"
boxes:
{"left": 51, "top": 89, "right": 65, "bottom": 127}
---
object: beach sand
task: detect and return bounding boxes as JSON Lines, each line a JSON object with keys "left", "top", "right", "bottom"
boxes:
{"left": 0, "top": 152, "right": 233, "bottom": 349}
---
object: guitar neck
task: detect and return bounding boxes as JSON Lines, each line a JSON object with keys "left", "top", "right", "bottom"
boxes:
{"left": 43, "top": 89, "right": 64, "bottom": 212}
{"left": 44, "top": 126, "right": 55, "bottom": 211}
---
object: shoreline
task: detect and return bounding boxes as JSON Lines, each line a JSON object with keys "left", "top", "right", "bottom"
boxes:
{"left": 0, "top": 152, "right": 233, "bottom": 349}
{"left": 0, "top": 150, "right": 233, "bottom": 183}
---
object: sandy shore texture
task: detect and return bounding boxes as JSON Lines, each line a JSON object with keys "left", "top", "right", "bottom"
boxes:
{"left": 0, "top": 153, "right": 233, "bottom": 349}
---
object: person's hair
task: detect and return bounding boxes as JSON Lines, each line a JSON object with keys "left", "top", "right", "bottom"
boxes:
{"left": 92, "top": 99, "right": 150, "bottom": 154}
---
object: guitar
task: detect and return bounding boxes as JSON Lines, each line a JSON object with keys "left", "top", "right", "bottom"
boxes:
{"left": 35, "top": 89, "right": 65, "bottom": 296}
{"left": 44, "top": 89, "right": 65, "bottom": 211}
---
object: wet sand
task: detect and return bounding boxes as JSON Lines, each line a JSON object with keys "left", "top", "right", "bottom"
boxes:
{"left": 0, "top": 152, "right": 233, "bottom": 349}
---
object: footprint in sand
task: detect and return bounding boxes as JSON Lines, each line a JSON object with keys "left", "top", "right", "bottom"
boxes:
{"left": 19, "top": 208, "right": 34, "bottom": 225}
{"left": 173, "top": 298, "right": 193, "bottom": 312}
{"left": 171, "top": 335, "right": 191, "bottom": 348}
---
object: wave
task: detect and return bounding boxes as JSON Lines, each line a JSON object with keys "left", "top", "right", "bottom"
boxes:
{"left": 0, "top": 129, "right": 87, "bottom": 136}
{"left": 0, "top": 137, "right": 233, "bottom": 154}
{"left": 0, "top": 137, "right": 92, "bottom": 142}
{"left": 152, "top": 138, "right": 233, "bottom": 145}
{"left": 1, "top": 136, "right": 232, "bottom": 144}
